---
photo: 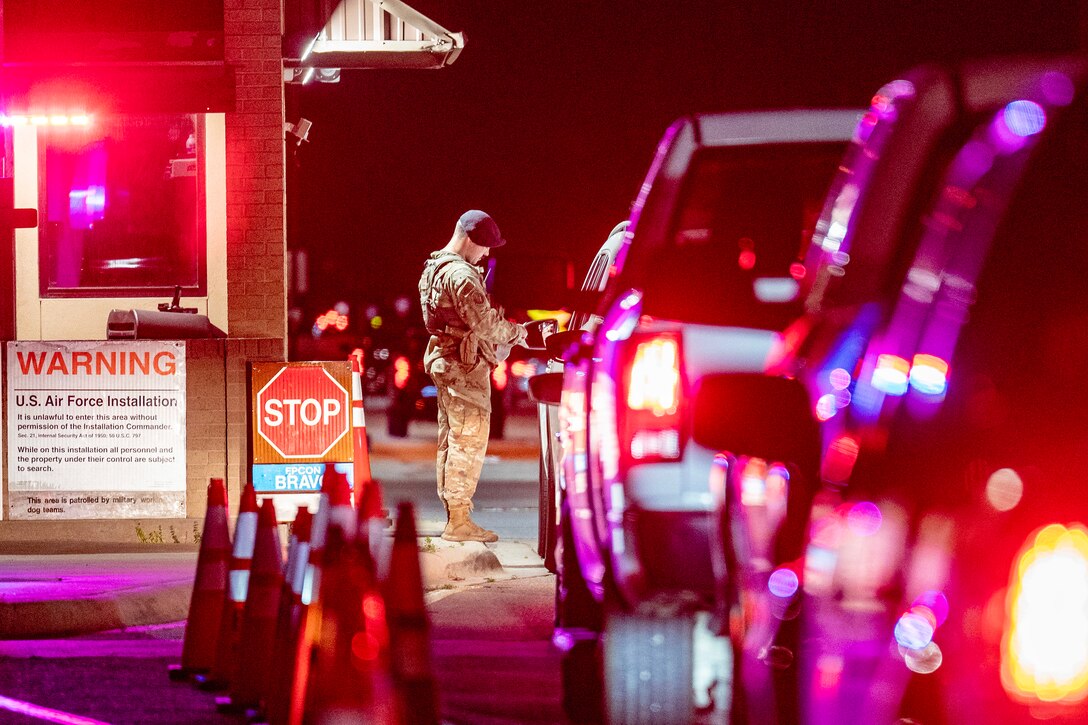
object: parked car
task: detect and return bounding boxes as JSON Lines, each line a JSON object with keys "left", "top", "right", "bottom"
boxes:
{"left": 780, "top": 56, "right": 1088, "bottom": 725}
{"left": 532, "top": 109, "right": 860, "bottom": 723}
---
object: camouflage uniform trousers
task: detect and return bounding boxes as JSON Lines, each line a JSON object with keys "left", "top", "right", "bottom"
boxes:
{"left": 431, "top": 358, "right": 492, "bottom": 510}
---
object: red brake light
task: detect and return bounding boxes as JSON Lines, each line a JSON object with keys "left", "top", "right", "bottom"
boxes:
{"left": 627, "top": 336, "right": 680, "bottom": 414}
{"left": 621, "top": 333, "right": 684, "bottom": 463}
{"left": 1002, "top": 523, "right": 1088, "bottom": 705}
{"left": 393, "top": 356, "right": 410, "bottom": 389}
{"left": 492, "top": 360, "right": 508, "bottom": 391}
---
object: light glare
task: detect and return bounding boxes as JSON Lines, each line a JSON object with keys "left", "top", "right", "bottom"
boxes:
{"left": 872, "top": 354, "right": 910, "bottom": 395}
{"left": 904, "top": 641, "right": 943, "bottom": 674}
{"left": 1003, "top": 524, "right": 1088, "bottom": 704}
{"left": 829, "top": 367, "right": 852, "bottom": 391}
{"left": 895, "top": 609, "right": 935, "bottom": 649}
{"left": 986, "top": 468, "right": 1024, "bottom": 512}
{"left": 909, "top": 354, "right": 949, "bottom": 395}
{"left": 816, "top": 393, "right": 837, "bottom": 421}
{"left": 847, "top": 501, "right": 882, "bottom": 536}
{"left": 1003, "top": 100, "right": 1047, "bottom": 138}
{"left": 768, "top": 568, "right": 800, "bottom": 598}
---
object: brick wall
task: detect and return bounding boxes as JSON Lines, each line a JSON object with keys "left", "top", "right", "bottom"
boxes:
{"left": 187, "top": 338, "right": 283, "bottom": 514}
{"left": 224, "top": 0, "right": 288, "bottom": 347}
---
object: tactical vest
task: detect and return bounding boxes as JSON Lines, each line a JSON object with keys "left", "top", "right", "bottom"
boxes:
{"left": 419, "top": 256, "right": 470, "bottom": 335}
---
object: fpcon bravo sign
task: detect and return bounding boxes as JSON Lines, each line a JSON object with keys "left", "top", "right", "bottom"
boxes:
{"left": 251, "top": 362, "right": 352, "bottom": 463}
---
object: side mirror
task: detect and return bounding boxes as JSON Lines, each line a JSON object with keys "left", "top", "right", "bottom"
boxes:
{"left": 528, "top": 372, "right": 564, "bottom": 405}
{"left": 545, "top": 329, "right": 586, "bottom": 362}
{"left": 524, "top": 318, "right": 559, "bottom": 350}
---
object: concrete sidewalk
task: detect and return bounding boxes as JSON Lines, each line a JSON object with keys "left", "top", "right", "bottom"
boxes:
{"left": 0, "top": 537, "right": 546, "bottom": 639}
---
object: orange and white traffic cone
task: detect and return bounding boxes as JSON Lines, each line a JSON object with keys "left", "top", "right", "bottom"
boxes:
{"left": 169, "top": 478, "right": 230, "bottom": 682}
{"left": 264, "top": 508, "right": 312, "bottom": 725}
{"left": 350, "top": 352, "right": 384, "bottom": 521}
{"left": 306, "top": 515, "right": 396, "bottom": 724}
{"left": 360, "top": 476, "right": 391, "bottom": 565}
{"left": 384, "top": 502, "right": 440, "bottom": 725}
{"left": 196, "top": 481, "right": 259, "bottom": 692}
{"left": 286, "top": 470, "right": 356, "bottom": 725}
{"left": 218, "top": 498, "right": 284, "bottom": 714}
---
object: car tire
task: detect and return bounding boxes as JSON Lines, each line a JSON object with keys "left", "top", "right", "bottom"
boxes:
{"left": 604, "top": 611, "right": 694, "bottom": 725}
{"left": 538, "top": 448, "right": 557, "bottom": 573}
{"left": 556, "top": 495, "right": 605, "bottom": 724}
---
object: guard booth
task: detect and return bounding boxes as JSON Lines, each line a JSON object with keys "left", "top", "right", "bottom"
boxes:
{"left": 0, "top": 0, "right": 463, "bottom": 549}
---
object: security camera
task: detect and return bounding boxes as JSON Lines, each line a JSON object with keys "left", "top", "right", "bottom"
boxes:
{"left": 285, "top": 118, "right": 312, "bottom": 146}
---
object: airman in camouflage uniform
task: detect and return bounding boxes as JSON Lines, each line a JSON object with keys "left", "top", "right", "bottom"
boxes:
{"left": 418, "top": 210, "right": 527, "bottom": 542}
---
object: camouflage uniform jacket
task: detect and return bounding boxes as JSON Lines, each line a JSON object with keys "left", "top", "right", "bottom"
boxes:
{"left": 418, "top": 251, "right": 527, "bottom": 402}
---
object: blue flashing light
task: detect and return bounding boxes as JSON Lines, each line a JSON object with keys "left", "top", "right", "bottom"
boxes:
{"left": 768, "top": 568, "right": 800, "bottom": 598}
{"left": 1003, "top": 100, "right": 1047, "bottom": 138}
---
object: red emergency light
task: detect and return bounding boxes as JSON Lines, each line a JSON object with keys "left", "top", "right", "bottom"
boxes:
{"left": 1, "top": 114, "right": 92, "bottom": 127}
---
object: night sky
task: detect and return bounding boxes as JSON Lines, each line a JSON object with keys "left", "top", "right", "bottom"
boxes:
{"left": 291, "top": 0, "right": 1084, "bottom": 315}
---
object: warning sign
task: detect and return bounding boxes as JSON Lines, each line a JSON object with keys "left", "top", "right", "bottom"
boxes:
{"left": 6, "top": 340, "right": 187, "bottom": 520}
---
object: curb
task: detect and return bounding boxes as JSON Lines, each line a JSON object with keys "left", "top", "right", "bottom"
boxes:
{"left": 420, "top": 542, "right": 503, "bottom": 587}
{"left": 0, "top": 580, "right": 193, "bottom": 639}
{"left": 0, "top": 538, "right": 544, "bottom": 638}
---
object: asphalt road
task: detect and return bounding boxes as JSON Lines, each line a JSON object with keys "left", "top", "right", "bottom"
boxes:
{"left": 368, "top": 404, "right": 544, "bottom": 544}
{"left": 0, "top": 407, "right": 563, "bottom": 725}
{"left": 0, "top": 572, "right": 564, "bottom": 725}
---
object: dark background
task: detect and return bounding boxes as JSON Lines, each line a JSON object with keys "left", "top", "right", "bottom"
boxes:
{"left": 289, "top": 0, "right": 1086, "bottom": 315}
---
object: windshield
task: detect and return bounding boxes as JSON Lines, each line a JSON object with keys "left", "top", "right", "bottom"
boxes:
{"left": 627, "top": 142, "right": 843, "bottom": 330}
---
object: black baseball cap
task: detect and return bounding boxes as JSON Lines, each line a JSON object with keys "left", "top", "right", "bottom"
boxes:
{"left": 458, "top": 209, "right": 507, "bottom": 248}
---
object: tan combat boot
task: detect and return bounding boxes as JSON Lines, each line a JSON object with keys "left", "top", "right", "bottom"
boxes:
{"left": 442, "top": 505, "right": 499, "bottom": 543}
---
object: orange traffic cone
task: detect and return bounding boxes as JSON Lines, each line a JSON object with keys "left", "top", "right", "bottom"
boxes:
{"left": 306, "top": 518, "right": 396, "bottom": 724}
{"left": 169, "top": 478, "right": 230, "bottom": 681}
{"left": 286, "top": 471, "right": 356, "bottom": 725}
{"left": 360, "top": 477, "right": 390, "bottom": 565}
{"left": 385, "top": 502, "right": 440, "bottom": 725}
{"left": 350, "top": 352, "right": 384, "bottom": 519}
{"left": 218, "top": 498, "right": 284, "bottom": 713}
{"left": 196, "top": 481, "right": 259, "bottom": 691}
{"left": 265, "top": 508, "right": 313, "bottom": 725}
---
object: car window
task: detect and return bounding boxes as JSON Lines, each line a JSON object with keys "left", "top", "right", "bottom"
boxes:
{"left": 627, "top": 142, "right": 843, "bottom": 330}
{"left": 954, "top": 95, "right": 1088, "bottom": 432}
{"left": 804, "top": 80, "right": 984, "bottom": 316}
{"left": 567, "top": 250, "right": 612, "bottom": 333}
{"left": 582, "top": 250, "right": 611, "bottom": 293}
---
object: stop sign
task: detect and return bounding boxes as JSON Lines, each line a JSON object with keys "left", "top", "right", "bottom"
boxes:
{"left": 256, "top": 366, "right": 351, "bottom": 458}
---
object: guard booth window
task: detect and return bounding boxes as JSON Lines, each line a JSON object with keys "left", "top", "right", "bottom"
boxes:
{"left": 38, "top": 114, "right": 206, "bottom": 298}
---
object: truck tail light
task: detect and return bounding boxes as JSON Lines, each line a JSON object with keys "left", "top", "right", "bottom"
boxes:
{"left": 393, "top": 356, "right": 410, "bottom": 389}
{"left": 621, "top": 333, "right": 684, "bottom": 462}
{"left": 1002, "top": 523, "right": 1088, "bottom": 705}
